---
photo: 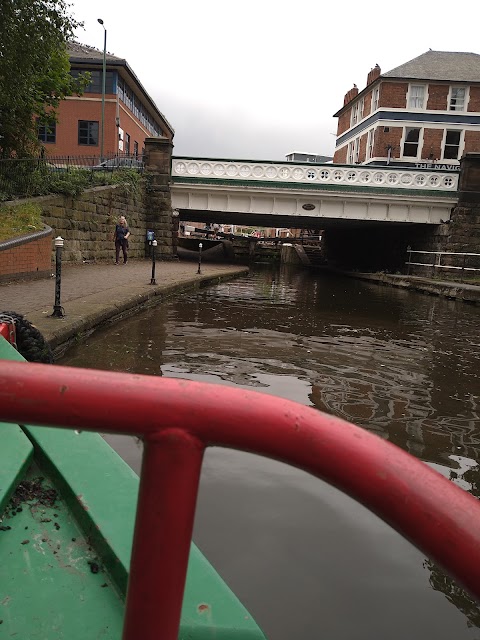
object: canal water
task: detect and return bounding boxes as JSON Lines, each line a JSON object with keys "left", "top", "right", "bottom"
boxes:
{"left": 62, "top": 265, "right": 480, "bottom": 640}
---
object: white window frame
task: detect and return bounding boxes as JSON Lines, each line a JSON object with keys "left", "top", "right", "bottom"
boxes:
{"left": 401, "top": 126, "right": 423, "bottom": 159}
{"left": 350, "top": 101, "right": 360, "bottom": 127}
{"left": 366, "top": 128, "right": 375, "bottom": 161}
{"left": 371, "top": 86, "right": 380, "bottom": 112}
{"left": 441, "top": 128, "right": 464, "bottom": 161}
{"left": 448, "top": 86, "right": 469, "bottom": 112}
{"left": 407, "top": 84, "right": 427, "bottom": 110}
{"left": 353, "top": 137, "right": 360, "bottom": 163}
{"left": 347, "top": 141, "right": 354, "bottom": 164}
{"left": 347, "top": 138, "right": 360, "bottom": 164}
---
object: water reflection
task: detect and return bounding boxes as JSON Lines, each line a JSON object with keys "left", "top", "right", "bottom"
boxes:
{"left": 62, "top": 265, "right": 480, "bottom": 639}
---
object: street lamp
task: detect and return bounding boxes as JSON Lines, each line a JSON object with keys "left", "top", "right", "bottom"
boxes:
{"left": 97, "top": 18, "right": 107, "bottom": 162}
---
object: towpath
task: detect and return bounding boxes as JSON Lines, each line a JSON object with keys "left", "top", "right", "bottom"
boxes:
{"left": 0, "top": 260, "right": 248, "bottom": 355}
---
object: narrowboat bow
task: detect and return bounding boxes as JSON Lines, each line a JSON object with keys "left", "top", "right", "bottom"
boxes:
{"left": 1, "top": 314, "right": 480, "bottom": 639}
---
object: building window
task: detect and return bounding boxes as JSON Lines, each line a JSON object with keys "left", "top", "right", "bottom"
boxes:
{"left": 366, "top": 128, "right": 375, "bottom": 160}
{"left": 78, "top": 120, "right": 99, "bottom": 146}
{"left": 70, "top": 70, "right": 115, "bottom": 94}
{"left": 347, "top": 141, "right": 354, "bottom": 164}
{"left": 125, "top": 133, "right": 131, "bottom": 155}
{"left": 37, "top": 119, "right": 56, "bottom": 144}
{"left": 134, "top": 141, "right": 139, "bottom": 157}
{"left": 403, "top": 127, "right": 421, "bottom": 157}
{"left": 443, "top": 130, "right": 462, "bottom": 159}
{"left": 350, "top": 102, "right": 360, "bottom": 127}
{"left": 449, "top": 87, "right": 466, "bottom": 111}
{"left": 408, "top": 85, "right": 425, "bottom": 109}
{"left": 371, "top": 86, "right": 379, "bottom": 112}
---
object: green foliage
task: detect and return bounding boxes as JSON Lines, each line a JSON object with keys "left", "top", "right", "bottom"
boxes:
{"left": 109, "top": 169, "right": 143, "bottom": 200}
{"left": 0, "top": 161, "right": 145, "bottom": 202}
{"left": 0, "top": 202, "right": 43, "bottom": 241}
{"left": 0, "top": 1, "right": 88, "bottom": 157}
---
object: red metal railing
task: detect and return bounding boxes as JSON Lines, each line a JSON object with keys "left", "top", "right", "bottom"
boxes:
{"left": 2, "top": 359, "right": 480, "bottom": 639}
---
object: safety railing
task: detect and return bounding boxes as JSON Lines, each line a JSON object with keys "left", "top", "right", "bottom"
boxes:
{"left": 406, "top": 249, "right": 480, "bottom": 281}
{"left": 2, "top": 360, "right": 480, "bottom": 639}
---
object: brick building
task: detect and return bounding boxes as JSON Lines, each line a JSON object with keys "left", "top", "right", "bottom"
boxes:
{"left": 332, "top": 51, "right": 480, "bottom": 168}
{"left": 38, "top": 42, "right": 174, "bottom": 159}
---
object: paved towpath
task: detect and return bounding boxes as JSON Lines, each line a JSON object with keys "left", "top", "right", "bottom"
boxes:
{"left": 0, "top": 260, "right": 248, "bottom": 355}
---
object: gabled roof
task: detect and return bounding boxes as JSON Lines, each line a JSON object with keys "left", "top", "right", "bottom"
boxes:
{"left": 383, "top": 50, "right": 480, "bottom": 83}
{"left": 67, "top": 41, "right": 174, "bottom": 136}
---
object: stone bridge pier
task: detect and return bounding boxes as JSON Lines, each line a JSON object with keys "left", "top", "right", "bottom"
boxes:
{"left": 143, "top": 137, "right": 176, "bottom": 259}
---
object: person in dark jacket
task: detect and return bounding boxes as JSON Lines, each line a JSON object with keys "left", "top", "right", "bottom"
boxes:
{"left": 113, "top": 216, "right": 130, "bottom": 265}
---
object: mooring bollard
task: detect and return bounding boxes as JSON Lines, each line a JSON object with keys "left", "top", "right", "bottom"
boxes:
{"left": 150, "top": 239, "right": 157, "bottom": 285}
{"left": 51, "top": 236, "right": 65, "bottom": 318}
{"left": 197, "top": 242, "right": 203, "bottom": 274}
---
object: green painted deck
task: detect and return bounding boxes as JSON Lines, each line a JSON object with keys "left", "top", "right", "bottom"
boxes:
{"left": 0, "top": 337, "right": 265, "bottom": 639}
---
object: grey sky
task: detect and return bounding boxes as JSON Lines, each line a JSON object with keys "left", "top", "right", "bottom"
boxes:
{"left": 71, "top": 0, "right": 480, "bottom": 161}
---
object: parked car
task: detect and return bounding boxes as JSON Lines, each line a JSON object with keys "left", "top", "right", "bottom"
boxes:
{"left": 92, "top": 157, "right": 144, "bottom": 171}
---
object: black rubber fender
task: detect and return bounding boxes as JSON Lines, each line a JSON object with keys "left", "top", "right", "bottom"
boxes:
{"left": 1, "top": 312, "right": 53, "bottom": 364}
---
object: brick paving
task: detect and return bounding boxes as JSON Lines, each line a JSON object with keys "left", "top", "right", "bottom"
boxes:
{"left": 0, "top": 259, "right": 248, "bottom": 353}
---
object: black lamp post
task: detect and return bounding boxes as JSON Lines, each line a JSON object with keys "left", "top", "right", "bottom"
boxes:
{"left": 97, "top": 18, "right": 107, "bottom": 162}
{"left": 51, "top": 236, "right": 65, "bottom": 318}
{"left": 197, "top": 242, "right": 203, "bottom": 275}
{"left": 150, "top": 239, "right": 157, "bottom": 285}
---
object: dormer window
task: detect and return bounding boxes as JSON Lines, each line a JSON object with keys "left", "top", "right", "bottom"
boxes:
{"left": 449, "top": 87, "right": 467, "bottom": 111}
{"left": 408, "top": 85, "right": 426, "bottom": 109}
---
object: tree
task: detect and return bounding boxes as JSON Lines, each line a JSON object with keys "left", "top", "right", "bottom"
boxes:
{"left": 0, "top": 0, "right": 88, "bottom": 157}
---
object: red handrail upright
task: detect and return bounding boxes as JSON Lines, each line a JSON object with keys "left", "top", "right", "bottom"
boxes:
{"left": 1, "top": 359, "right": 480, "bottom": 640}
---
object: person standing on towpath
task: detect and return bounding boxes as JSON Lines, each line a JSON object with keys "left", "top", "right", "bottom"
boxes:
{"left": 113, "top": 216, "right": 131, "bottom": 265}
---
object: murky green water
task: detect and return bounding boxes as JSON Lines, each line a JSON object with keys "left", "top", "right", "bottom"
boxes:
{"left": 62, "top": 265, "right": 480, "bottom": 640}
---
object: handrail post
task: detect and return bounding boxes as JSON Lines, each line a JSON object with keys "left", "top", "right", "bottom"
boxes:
{"left": 461, "top": 253, "right": 466, "bottom": 283}
{"left": 122, "top": 431, "right": 205, "bottom": 640}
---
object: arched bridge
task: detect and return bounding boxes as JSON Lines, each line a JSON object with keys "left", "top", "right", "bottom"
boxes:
{"left": 171, "top": 157, "right": 459, "bottom": 229}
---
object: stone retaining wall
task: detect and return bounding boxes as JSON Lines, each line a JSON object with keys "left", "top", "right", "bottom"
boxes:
{"left": 39, "top": 184, "right": 151, "bottom": 263}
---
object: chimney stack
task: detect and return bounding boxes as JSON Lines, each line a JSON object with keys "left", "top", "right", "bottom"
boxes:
{"left": 366, "top": 64, "right": 381, "bottom": 86}
{"left": 343, "top": 84, "right": 359, "bottom": 106}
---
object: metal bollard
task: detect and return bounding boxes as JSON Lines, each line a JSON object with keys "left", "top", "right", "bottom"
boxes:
{"left": 51, "top": 236, "right": 65, "bottom": 318}
{"left": 150, "top": 239, "right": 157, "bottom": 285}
{"left": 197, "top": 242, "right": 203, "bottom": 274}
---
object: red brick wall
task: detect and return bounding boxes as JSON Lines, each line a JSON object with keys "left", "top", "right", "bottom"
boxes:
{"left": 363, "top": 89, "right": 373, "bottom": 118}
{"left": 373, "top": 126, "right": 403, "bottom": 159}
{"left": 421, "top": 129, "right": 444, "bottom": 160}
{"left": 44, "top": 94, "right": 173, "bottom": 159}
{"left": 379, "top": 82, "right": 408, "bottom": 109}
{"left": 333, "top": 145, "right": 348, "bottom": 163}
{"left": 358, "top": 133, "right": 368, "bottom": 163}
{"left": 0, "top": 234, "right": 52, "bottom": 282}
{"left": 468, "top": 86, "right": 480, "bottom": 112}
{"left": 427, "top": 85, "right": 449, "bottom": 110}
{"left": 337, "top": 111, "right": 351, "bottom": 136}
{"left": 464, "top": 130, "right": 480, "bottom": 153}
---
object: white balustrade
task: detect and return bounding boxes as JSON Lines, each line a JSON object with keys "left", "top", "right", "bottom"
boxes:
{"left": 172, "top": 159, "right": 459, "bottom": 192}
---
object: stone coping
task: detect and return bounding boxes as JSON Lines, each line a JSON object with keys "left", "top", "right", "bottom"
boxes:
{"left": 335, "top": 270, "right": 480, "bottom": 304}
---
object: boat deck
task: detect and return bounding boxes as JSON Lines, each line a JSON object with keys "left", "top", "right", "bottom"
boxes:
{"left": 0, "top": 337, "right": 265, "bottom": 639}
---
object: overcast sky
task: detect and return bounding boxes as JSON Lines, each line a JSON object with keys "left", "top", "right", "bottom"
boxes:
{"left": 71, "top": 0, "right": 479, "bottom": 161}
